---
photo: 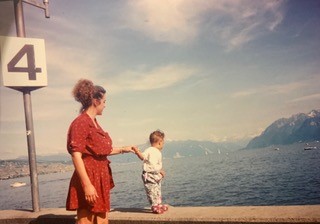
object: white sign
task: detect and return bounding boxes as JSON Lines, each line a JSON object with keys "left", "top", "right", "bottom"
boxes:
{"left": 0, "top": 36, "right": 47, "bottom": 89}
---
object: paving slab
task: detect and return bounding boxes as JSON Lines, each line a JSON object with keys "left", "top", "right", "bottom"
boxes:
{"left": 0, "top": 205, "right": 319, "bottom": 224}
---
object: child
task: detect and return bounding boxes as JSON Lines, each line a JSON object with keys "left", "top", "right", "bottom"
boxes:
{"left": 133, "top": 130, "right": 168, "bottom": 214}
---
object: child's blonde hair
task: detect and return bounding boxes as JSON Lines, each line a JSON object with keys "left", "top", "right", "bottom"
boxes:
{"left": 149, "top": 130, "right": 165, "bottom": 144}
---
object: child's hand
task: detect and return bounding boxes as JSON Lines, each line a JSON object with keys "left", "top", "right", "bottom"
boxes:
{"left": 132, "top": 147, "right": 144, "bottom": 160}
{"left": 121, "top": 146, "right": 135, "bottom": 153}
{"left": 131, "top": 146, "right": 140, "bottom": 154}
{"left": 160, "top": 170, "right": 166, "bottom": 178}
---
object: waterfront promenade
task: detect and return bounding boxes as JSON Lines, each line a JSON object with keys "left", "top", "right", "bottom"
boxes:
{"left": 1, "top": 205, "right": 320, "bottom": 224}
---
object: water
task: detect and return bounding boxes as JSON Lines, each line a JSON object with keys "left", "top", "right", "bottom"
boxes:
{"left": 1, "top": 145, "right": 320, "bottom": 210}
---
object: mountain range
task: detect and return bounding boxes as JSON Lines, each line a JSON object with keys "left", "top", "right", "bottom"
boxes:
{"left": 106, "top": 140, "right": 239, "bottom": 163}
{"left": 246, "top": 109, "right": 320, "bottom": 149}
{"left": 11, "top": 109, "right": 320, "bottom": 162}
{"left": 14, "top": 140, "right": 241, "bottom": 163}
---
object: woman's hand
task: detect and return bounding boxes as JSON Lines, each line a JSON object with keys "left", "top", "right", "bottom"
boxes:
{"left": 84, "top": 184, "right": 99, "bottom": 205}
{"left": 110, "top": 146, "right": 137, "bottom": 155}
{"left": 121, "top": 146, "right": 136, "bottom": 153}
{"left": 71, "top": 152, "right": 98, "bottom": 204}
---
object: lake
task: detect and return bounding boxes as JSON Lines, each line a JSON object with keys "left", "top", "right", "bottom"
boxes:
{"left": 1, "top": 144, "right": 319, "bottom": 210}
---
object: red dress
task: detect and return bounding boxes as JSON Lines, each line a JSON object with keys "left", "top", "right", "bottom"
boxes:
{"left": 66, "top": 113, "right": 115, "bottom": 213}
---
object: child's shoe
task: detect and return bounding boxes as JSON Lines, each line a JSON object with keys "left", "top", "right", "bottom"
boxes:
{"left": 159, "top": 204, "right": 169, "bottom": 211}
{"left": 151, "top": 205, "right": 164, "bottom": 214}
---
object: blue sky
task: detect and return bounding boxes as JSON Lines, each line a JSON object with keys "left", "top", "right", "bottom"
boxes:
{"left": 0, "top": 0, "right": 319, "bottom": 159}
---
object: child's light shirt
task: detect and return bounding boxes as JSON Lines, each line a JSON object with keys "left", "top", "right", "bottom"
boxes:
{"left": 142, "top": 146, "right": 162, "bottom": 172}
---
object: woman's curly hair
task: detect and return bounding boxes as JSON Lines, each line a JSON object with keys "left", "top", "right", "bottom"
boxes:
{"left": 72, "top": 79, "right": 106, "bottom": 112}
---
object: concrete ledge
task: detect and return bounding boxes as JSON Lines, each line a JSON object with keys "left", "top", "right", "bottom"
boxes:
{"left": 0, "top": 205, "right": 320, "bottom": 224}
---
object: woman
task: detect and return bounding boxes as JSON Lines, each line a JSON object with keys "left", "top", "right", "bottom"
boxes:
{"left": 66, "top": 79, "right": 136, "bottom": 224}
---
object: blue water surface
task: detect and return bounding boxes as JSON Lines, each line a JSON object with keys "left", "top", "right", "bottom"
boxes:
{"left": 0, "top": 145, "right": 319, "bottom": 210}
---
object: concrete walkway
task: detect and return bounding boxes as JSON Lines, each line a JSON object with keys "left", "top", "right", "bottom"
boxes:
{"left": 0, "top": 205, "right": 320, "bottom": 224}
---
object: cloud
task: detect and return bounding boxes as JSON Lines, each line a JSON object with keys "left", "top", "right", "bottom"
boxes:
{"left": 25, "top": 14, "right": 117, "bottom": 87}
{"left": 207, "top": 0, "right": 285, "bottom": 51}
{"left": 124, "top": 0, "right": 199, "bottom": 44}
{"left": 289, "top": 93, "right": 320, "bottom": 103}
{"left": 232, "top": 81, "right": 309, "bottom": 98}
{"left": 232, "top": 71, "right": 320, "bottom": 99}
{"left": 106, "top": 64, "right": 197, "bottom": 94}
{"left": 123, "top": 0, "right": 285, "bottom": 50}
{"left": 46, "top": 44, "right": 103, "bottom": 85}
{"left": 231, "top": 89, "right": 257, "bottom": 98}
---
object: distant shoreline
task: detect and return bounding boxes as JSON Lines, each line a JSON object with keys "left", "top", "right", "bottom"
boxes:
{"left": 2, "top": 141, "right": 319, "bottom": 180}
{"left": 0, "top": 161, "right": 74, "bottom": 180}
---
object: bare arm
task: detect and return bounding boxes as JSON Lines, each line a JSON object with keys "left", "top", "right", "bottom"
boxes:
{"left": 132, "top": 146, "right": 144, "bottom": 161}
{"left": 71, "top": 152, "right": 98, "bottom": 204}
{"left": 109, "top": 146, "right": 135, "bottom": 155}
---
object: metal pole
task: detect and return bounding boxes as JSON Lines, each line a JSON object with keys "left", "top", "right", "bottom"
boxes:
{"left": 13, "top": 0, "right": 40, "bottom": 212}
{"left": 23, "top": 89, "right": 40, "bottom": 212}
{"left": 13, "top": 0, "right": 26, "bottom": 37}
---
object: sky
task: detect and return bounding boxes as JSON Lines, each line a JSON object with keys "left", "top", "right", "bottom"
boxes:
{"left": 0, "top": 0, "right": 319, "bottom": 160}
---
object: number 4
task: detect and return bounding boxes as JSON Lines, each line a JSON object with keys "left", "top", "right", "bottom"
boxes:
{"left": 7, "top": 44, "right": 42, "bottom": 80}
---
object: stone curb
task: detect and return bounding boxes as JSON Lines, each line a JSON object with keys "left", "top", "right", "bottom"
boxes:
{"left": 0, "top": 205, "right": 319, "bottom": 224}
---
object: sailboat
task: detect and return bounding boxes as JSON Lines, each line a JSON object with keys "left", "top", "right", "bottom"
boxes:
{"left": 173, "top": 152, "right": 183, "bottom": 159}
{"left": 10, "top": 182, "right": 27, "bottom": 188}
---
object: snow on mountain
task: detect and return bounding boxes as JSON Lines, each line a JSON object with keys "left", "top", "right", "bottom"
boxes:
{"left": 246, "top": 109, "right": 320, "bottom": 149}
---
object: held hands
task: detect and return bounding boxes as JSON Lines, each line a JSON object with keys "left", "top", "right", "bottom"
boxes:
{"left": 131, "top": 146, "right": 140, "bottom": 154}
{"left": 121, "top": 146, "right": 136, "bottom": 153}
{"left": 119, "top": 146, "right": 144, "bottom": 161}
{"left": 132, "top": 146, "right": 144, "bottom": 160}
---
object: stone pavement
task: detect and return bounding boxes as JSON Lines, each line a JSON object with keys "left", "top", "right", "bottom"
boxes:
{"left": 0, "top": 205, "right": 320, "bottom": 224}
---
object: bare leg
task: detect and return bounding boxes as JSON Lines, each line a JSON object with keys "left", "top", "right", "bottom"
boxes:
{"left": 96, "top": 212, "right": 108, "bottom": 224}
{"left": 76, "top": 209, "right": 94, "bottom": 224}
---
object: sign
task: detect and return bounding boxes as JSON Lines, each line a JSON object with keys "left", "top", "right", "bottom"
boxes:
{"left": 0, "top": 36, "right": 47, "bottom": 89}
